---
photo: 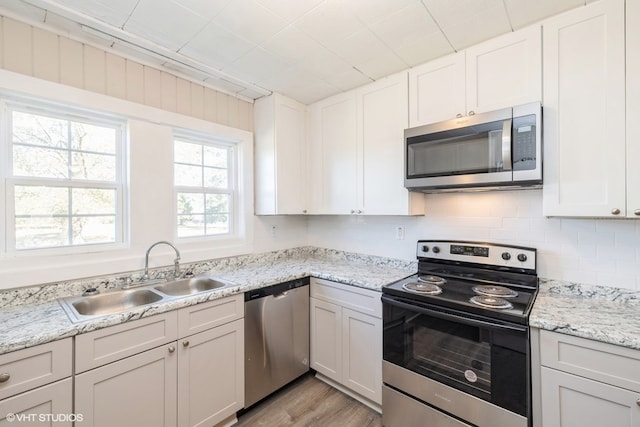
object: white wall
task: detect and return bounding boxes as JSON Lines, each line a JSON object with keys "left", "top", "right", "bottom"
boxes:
{"left": 308, "top": 190, "right": 640, "bottom": 290}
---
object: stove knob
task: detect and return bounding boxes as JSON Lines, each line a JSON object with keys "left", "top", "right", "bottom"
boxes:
{"left": 421, "top": 245, "right": 429, "bottom": 253}
{"left": 517, "top": 253, "right": 528, "bottom": 262}
{"left": 501, "top": 252, "right": 511, "bottom": 261}
{"left": 432, "top": 246, "right": 440, "bottom": 254}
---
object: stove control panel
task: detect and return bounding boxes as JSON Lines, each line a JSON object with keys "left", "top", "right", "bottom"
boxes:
{"left": 417, "top": 240, "right": 537, "bottom": 272}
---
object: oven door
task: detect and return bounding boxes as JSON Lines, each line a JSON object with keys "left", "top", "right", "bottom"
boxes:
{"left": 382, "top": 294, "right": 530, "bottom": 419}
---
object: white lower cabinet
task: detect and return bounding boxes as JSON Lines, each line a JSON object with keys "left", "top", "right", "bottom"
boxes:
{"left": 310, "top": 278, "right": 382, "bottom": 407}
{"left": 534, "top": 329, "right": 640, "bottom": 427}
{"left": 75, "top": 295, "right": 244, "bottom": 427}
{"left": 0, "top": 339, "right": 73, "bottom": 426}
{"left": 75, "top": 344, "right": 178, "bottom": 427}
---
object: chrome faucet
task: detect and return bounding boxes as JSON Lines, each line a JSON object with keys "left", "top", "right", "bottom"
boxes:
{"left": 143, "top": 241, "right": 181, "bottom": 281}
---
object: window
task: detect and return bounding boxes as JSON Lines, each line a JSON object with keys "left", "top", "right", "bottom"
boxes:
{"left": 174, "top": 132, "right": 236, "bottom": 238}
{"left": 4, "top": 99, "right": 126, "bottom": 251}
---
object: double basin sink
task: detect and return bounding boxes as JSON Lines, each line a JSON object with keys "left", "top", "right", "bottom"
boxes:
{"left": 59, "top": 276, "right": 235, "bottom": 323}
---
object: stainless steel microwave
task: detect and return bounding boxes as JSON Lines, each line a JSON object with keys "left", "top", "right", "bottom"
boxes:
{"left": 404, "top": 102, "right": 542, "bottom": 192}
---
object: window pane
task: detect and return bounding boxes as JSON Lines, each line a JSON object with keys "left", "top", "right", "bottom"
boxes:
{"left": 204, "top": 167, "right": 228, "bottom": 188}
{"left": 71, "top": 152, "right": 116, "bottom": 181}
{"left": 175, "top": 141, "right": 202, "bottom": 165}
{"left": 177, "top": 214, "right": 205, "bottom": 237}
{"left": 206, "top": 214, "right": 229, "bottom": 235}
{"left": 15, "top": 217, "right": 68, "bottom": 249}
{"left": 205, "top": 194, "right": 229, "bottom": 213}
{"left": 13, "top": 145, "right": 68, "bottom": 178}
{"left": 204, "top": 145, "right": 227, "bottom": 168}
{"left": 71, "top": 122, "right": 116, "bottom": 154}
{"left": 72, "top": 188, "right": 116, "bottom": 215}
{"left": 72, "top": 216, "right": 116, "bottom": 244}
{"left": 15, "top": 186, "right": 68, "bottom": 216}
{"left": 175, "top": 164, "right": 202, "bottom": 187}
{"left": 177, "top": 192, "right": 205, "bottom": 215}
{"left": 12, "top": 111, "right": 68, "bottom": 149}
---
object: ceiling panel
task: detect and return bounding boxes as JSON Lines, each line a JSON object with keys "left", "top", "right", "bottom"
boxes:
{"left": 255, "top": 0, "right": 324, "bottom": 22}
{"left": 423, "top": 0, "right": 512, "bottom": 50}
{"left": 295, "top": 0, "right": 366, "bottom": 50}
{"left": 179, "top": 22, "right": 255, "bottom": 69}
{"left": 504, "top": 0, "right": 586, "bottom": 29}
{"left": 260, "top": 26, "right": 326, "bottom": 65}
{"left": 223, "top": 47, "right": 291, "bottom": 84}
{"left": 54, "top": 0, "right": 138, "bottom": 27}
{"left": 344, "top": 0, "right": 418, "bottom": 26}
{"left": 212, "top": 0, "right": 288, "bottom": 47}
{"left": 171, "top": 0, "right": 232, "bottom": 21}
{"left": 124, "top": 0, "right": 209, "bottom": 51}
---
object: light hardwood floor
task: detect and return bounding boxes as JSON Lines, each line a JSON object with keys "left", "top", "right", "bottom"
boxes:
{"left": 236, "top": 374, "right": 382, "bottom": 427}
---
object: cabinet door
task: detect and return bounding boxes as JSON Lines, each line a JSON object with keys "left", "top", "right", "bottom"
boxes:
{"left": 178, "top": 319, "right": 243, "bottom": 427}
{"left": 75, "top": 344, "right": 177, "bottom": 427}
{"left": 408, "top": 52, "right": 465, "bottom": 127}
{"left": 540, "top": 367, "right": 640, "bottom": 427}
{"left": 466, "top": 25, "right": 541, "bottom": 114}
{"left": 542, "top": 0, "right": 626, "bottom": 217}
{"left": 254, "top": 94, "right": 307, "bottom": 215}
{"left": 309, "top": 297, "right": 342, "bottom": 383}
{"left": 627, "top": 0, "right": 640, "bottom": 217}
{"left": 0, "top": 379, "right": 72, "bottom": 427}
{"left": 358, "top": 73, "right": 424, "bottom": 216}
{"left": 309, "top": 91, "right": 358, "bottom": 215}
{"left": 342, "top": 308, "right": 382, "bottom": 405}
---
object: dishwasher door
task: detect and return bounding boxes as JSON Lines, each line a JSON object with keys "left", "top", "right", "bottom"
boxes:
{"left": 244, "top": 278, "right": 309, "bottom": 408}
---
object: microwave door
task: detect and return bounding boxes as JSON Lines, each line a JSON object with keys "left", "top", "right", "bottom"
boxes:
{"left": 405, "top": 118, "right": 514, "bottom": 189}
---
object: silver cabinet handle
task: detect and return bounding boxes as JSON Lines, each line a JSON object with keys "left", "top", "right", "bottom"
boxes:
{"left": 350, "top": 210, "right": 355, "bottom": 214}
{"left": 182, "top": 340, "right": 189, "bottom": 347}
{"left": 611, "top": 208, "right": 621, "bottom": 215}
{"left": 456, "top": 113, "right": 463, "bottom": 118}
{"left": 357, "top": 210, "right": 363, "bottom": 214}
{"left": 636, "top": 398, "right": 640, "bottom": 406}
{"left": 168, "top": 346, "right": 176, "bottom": 353}
{"left": 0, "top": 373, "right": 10, "bottom": 383}
{"left": 468, "top": 110, "right": 475, "bottom": 116}
{"left": 634, "top": 209, "right": 640, "bottom": 216}
{"left": 302, "top": 210, "right": 307, "bottom": 214}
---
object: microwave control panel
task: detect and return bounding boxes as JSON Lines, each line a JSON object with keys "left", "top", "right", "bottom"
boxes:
{"left": 512, "top": 114, "right": 537, "bottom": 171}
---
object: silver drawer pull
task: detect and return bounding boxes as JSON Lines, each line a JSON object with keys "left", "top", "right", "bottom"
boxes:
{"left": 611, "top": 208, "right": 621, "bottom": 215}
{"left": 168, "top": 346, "right": 176, "bottom": 353}
{"left": 0, "top": 373, "right": 10, "bottom": 383}
{"left": 637, "top": 398, "right": 640, "bottom": 407}
{"left": 634, "top": 209, "right": 640, "bottom": 216}
{"left": 182, "top": 340, "right": 190, "bottom": 347}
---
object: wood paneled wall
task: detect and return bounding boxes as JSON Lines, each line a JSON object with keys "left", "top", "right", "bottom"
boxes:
{"left": 0, "top": 16, "right": 253, "bottom": 132}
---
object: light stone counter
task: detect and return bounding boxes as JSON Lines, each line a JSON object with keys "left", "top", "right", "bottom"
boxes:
{"left": 0, "top": 247, "right": 415, "bottom": 356}
{"left": 530, "top": 279, "right": 640, "bottom": 350}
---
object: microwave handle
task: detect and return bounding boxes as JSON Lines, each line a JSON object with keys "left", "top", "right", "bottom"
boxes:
{"left": 502, "top": 119, "right": 512, "bottom": 171}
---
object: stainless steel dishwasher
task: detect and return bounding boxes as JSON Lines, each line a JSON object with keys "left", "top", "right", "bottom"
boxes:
{"left": 244, "top": 277, "right": 310, "bottom": 408}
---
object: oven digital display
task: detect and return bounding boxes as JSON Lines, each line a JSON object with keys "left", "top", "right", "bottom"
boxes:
{"left": 450, "top": 245, "right": 489, "bottom": 257}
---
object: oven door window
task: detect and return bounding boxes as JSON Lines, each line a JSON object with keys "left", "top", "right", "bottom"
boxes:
{"left": 383, "top": 299, "right": 527, "bottom": 416}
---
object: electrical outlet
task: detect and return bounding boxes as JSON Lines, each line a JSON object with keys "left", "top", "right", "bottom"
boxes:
{"left": 271, "top": 225, "right": 277, "bottom": 238}
{"left": 395, "top": 226, "right": 405, "bottom": 240}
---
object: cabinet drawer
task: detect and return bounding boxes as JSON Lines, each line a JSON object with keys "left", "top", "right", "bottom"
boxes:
{"left": 177, "top": 294, "right": 243, "bottom": 338}
{"left": 75, "top": 311, "right": 178, "bottom": 373}
{"left": 0, "top": 378, "right": 73, "bottom": 426}
{"left": 540, "top": 330, "right": 640, "bottom": 392}
{"left": 311, "top": 278, "right": 381, "bottom": 318}
{"left": 0, "top": 339, "right": 72, "bottom": 400}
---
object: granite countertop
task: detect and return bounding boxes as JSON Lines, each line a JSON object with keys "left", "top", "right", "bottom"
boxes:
{"left": 530, "top": 279, "right": 640, "bottom": 350}
{"left": 0, "top": 247, "right": 415, "bottom": 356}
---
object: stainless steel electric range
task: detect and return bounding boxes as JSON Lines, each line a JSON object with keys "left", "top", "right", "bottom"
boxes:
{"left": 382, "top": 240, "right": 538, "bottom": 427}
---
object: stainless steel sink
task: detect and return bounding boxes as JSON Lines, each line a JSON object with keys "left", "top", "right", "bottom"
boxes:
{"left": 60, "top": 288, "right": 164, "bottom": 322}
{"left": 153, "top": 277, "right": 231, "bottom": 297}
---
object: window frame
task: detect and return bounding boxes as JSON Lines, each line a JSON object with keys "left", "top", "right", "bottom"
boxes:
{"left": 2, "top": 97, "right": 129, "bottom": 255}
{"left": 173, "top": 129, "right": 239, "bottom": 241}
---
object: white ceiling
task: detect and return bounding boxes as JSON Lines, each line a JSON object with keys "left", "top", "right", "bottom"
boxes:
{"left": 1, "top": 0, "right": 591, "bottom": 104}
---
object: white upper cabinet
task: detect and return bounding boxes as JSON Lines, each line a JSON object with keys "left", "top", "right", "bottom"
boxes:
{"left": 626, "top": 0, "right": 640, "bottom": 217}
{"left": 409, "top": 25, "right": 541, "bottom": 127}
{"left": 254, "top": 93, "right": 307, "bottom": 215}
{"left": 358, "top": 73, "right": 424, "bottom": 215}
{"left": 542, "top": 0, "right": 627, "bottom": 217}
{"left": 307, "top": 91, "right": 358, "bottom": 215}
{"left": 308, "top": 72, "right": 424, "bottom": 216}
{"left": 408, "top": 52, "right": 465, "bottom": 127}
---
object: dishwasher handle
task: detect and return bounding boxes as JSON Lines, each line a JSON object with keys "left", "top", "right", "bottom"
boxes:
{"left": 245, "top": 277, "right": 310, "bottom": 301}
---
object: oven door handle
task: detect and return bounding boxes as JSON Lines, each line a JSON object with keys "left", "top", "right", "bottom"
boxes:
{"left": 382, "top": 295, "right": 528, "bottom": 333}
